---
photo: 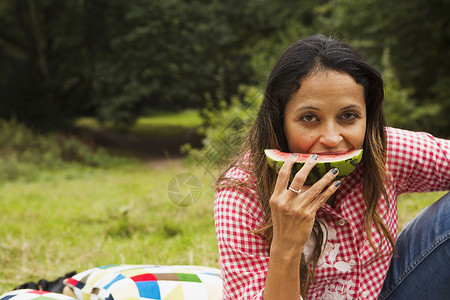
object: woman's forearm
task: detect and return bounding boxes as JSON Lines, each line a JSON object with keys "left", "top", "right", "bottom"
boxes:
{"left": 263, "top": 246, "right": 303, "bottom": 300}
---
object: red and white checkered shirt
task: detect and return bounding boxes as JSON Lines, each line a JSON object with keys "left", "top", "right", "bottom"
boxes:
{"left": 214, "top": 127, "right": 450, "bottom": 300}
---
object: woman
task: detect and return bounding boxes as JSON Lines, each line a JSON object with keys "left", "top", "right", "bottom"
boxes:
{"left": 214, "top": 35, "right": 450, "bottom": 299}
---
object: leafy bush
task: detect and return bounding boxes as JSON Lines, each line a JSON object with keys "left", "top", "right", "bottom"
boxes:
{"left": 0, "top": 119, "right": 121, "bottom": 183}
{"left": 182, "top": 87, "right": 262, "bottom": 174}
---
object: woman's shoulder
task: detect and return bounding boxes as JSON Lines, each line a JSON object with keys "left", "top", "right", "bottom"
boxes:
{"left": 384, "top": 127, "right": 449, "bottom": 192}
{"left": 214, "top": 151, "right": 264, "bottom": 219}
{"left": 384, "top": 126, "right": 449, "bottom": 153}
{"left": 221, "top": 151, "right": 254, "bottom": 182}
{"left": 384, "top": 126, "right": 426, "bottom": 142}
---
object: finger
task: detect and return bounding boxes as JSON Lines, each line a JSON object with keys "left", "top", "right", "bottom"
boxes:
{"left": 274, "top": 153, "right": 297, "bottom": 194}
{"left": 303, "top": 167, "right": 339, "bottom": 200}
{"left": 289, "top": 154, "right": 319, "bottom": 191}
{"left": 310, "top": 180, "right": 341, "bottom": 211}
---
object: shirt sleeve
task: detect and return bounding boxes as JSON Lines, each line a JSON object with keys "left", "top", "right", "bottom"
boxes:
{"left": 214, "top": 186, "right": 270, "bottom": 300}
{"left": 385, "top": 127, "right": 450, "bottom": 194}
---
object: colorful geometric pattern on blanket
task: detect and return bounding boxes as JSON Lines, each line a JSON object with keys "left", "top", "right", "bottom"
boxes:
{"left": 0, "top": 289, "right": 77, "bottom": 300}
{"left": 63, "top": 265, "right": 223, "bottom": 300}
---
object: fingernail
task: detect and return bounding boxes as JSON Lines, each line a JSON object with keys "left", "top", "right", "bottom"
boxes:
{"left": 331, "top": 168, "right": 339, "bottom": 174}
{"left": 334, "top": 181, "right": 341, "bottom": 187}
{"left": 312, "top": 154, "right": 318, "bottom": 160}
{"left": 291, "top": 153, "right": 297, "bottom": 157}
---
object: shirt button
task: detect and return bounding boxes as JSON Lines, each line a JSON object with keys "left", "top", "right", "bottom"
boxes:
{"left": 361, "top": 291, "right": 369, "bottom": 298}
{"left": 338, "top": 219, "right": 346, "bottom": 226}
{"left": 349, "top": 259, "right": 357, "bottom": 267}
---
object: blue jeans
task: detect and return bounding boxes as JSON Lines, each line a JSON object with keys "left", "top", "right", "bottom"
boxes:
{"left": 378, "top": 192, "right": 450, "bottom": 300}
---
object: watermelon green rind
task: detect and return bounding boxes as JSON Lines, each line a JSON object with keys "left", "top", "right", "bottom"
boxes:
{"left": 265, "top": 149, "right": 363, "bottom": 185}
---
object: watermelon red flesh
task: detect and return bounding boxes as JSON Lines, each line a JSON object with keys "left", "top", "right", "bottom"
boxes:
{"left": 264, "top": 149, "right": 363, "bottom": 185}
{"left": 264, "top": 149, "right": 362, "bottom": 162}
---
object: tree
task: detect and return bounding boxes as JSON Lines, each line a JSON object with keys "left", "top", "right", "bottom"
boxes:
{"left": 0, "top": 0, "right": 122, "bottom": 130}
{"left": 91, "top": 0, "right": 260, "bottom": 125}
{"left": 0, "top": 0, "right": 330, "bottom": 130}
{"left": 2, "top": 0, "right": 307, "bottom": 129}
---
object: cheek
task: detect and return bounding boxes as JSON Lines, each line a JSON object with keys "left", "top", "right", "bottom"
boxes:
{"left": 354, "top": 124, "right": 366, "bottom": 148}
{"left": 287, "top": 132, "right": 318, "bottom": 153}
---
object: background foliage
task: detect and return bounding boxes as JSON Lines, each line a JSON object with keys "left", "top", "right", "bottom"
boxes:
{"left": 181, "top": 87, "right": 262, "bottom": 172}
{"left": 0, "top": 119, "right": 123, "bottom": 182}
{"left": 0, "top": 0, "right": 449, "bottom": 135}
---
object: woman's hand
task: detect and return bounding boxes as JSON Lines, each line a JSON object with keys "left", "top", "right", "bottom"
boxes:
{"left": 269, "top": 153, "right": 341, "bottom": 258}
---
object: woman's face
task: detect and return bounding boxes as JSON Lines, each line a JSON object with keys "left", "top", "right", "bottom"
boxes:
{"left": 283, "top": 70, "right": 366, "bottom": 154}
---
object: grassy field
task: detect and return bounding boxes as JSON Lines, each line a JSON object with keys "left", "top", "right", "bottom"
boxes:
{"left": 0, "top": 111, "right": 446, "bottom": 294}
{"left": 0, "top": 160, "right": 219, "bottom": 293}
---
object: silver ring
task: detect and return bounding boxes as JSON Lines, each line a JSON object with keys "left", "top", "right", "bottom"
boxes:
{"left": 288, "top": 187, "right": 302, "bottom": 194}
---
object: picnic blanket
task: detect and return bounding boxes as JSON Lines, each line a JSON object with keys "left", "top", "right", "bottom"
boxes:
{"left": 1, "top": 265, "right": 223, "bottom": 300}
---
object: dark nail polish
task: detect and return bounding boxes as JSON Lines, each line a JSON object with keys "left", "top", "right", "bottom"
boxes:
{"left": 291, "top": 153, "right": 297, "bottom": 157}
{"left": 334, "top": 180, "right": 341, "bottom": 187}
{"left": 312, "top": 154, "right": 318, "bottom": 160}
{"left": 332, "top": 168, "right": 339, "bottom": 174}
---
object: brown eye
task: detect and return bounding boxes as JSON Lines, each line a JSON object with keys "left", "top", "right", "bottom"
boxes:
{"left": 341, "top": 112, "right": 359, "bottom": 120}
{"left": 300, "top": 114, "right": 318, "bottom": 123}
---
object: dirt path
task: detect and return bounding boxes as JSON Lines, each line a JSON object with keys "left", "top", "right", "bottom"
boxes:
{"left": 78, "top": 126, "right": 202, "bottom": 169}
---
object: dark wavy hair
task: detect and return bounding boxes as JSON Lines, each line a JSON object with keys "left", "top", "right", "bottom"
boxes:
{"left": 216, "top": 35, "right": 393, "bottom": 298}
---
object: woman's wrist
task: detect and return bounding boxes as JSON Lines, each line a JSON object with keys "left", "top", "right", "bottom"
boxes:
{"left": 269, "top": 243, "right": 304, "bottom": 266}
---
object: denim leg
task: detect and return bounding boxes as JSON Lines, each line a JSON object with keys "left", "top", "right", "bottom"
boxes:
{"left": 378, "top": 192, "right": 450, "bottom": 300}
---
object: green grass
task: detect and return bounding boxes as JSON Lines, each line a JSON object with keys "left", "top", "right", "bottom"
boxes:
{"left": 76, "top": 110, "right": 202, "bottom": 139}
{"left": 0, "top": 161, "right": 218, "bottom": 293}
{"left": 139, "top": 110, "right": 202, "bottom": 127}
{"left": 397, "top": 191, "right": 447, "bottom": 231}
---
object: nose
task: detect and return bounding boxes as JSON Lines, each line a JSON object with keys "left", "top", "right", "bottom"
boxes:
{"left": 319, "top": 123, "right": 343, "bottom": 147}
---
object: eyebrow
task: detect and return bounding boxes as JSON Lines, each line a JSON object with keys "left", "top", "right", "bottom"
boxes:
{"left": 340, "top": 104, "right": 363, "bottom": 111}
{"left": 295, "top": 106, "right": 321, "bottom": 112}
{"left": 295, "top": 104, "right": 363, "bottom": 113}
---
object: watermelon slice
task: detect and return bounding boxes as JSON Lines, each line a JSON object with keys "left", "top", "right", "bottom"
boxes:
{"left": 265, "top": 149, "right": 363, "bottom": 185}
